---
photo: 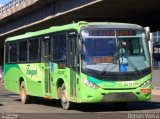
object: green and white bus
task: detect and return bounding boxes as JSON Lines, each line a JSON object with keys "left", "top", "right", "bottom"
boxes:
{"left": 4, "top": 21, "right": 152, "bottom": 109}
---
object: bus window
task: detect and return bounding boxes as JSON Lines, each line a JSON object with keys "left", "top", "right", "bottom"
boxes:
{"left": 52, "top": 34, "right": 66, "bottom": 61}
{"left": 8, "top": 42, "right": 17, "bottom": 63}
{"left": 19, "top": 40, "right": 27, "bottom": 62}
{"left": 5, "top": 44, "right": 9, "bottom": 63}
{"left": 28, "top": 39, "right": 40, "bottom": 62}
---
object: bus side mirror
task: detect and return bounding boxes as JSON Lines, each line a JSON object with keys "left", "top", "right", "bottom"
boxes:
{"left": 144, "top": 27, "right": 150, "bottom": 41}
{"left": 77, "top": 39, "right": 82, "bottom": 54}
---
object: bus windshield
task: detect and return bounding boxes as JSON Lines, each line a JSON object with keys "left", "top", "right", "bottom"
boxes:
{"left": 81, "top": 29, "right": 150, "bottom": 74}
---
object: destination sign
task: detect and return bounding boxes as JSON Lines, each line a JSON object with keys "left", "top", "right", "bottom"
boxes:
{"left": 91, "top": 56, "right": 113, "bottom": 63}
{"left": 89, "top": 30, "right": 136, "bottom": 36}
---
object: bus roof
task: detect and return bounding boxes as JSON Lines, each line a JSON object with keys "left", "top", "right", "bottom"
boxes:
{"left": 5, "top": 21, "right": 143, "bottom": 42}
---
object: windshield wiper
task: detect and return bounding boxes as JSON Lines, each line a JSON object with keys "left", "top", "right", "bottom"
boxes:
{"left": 118, "top": 46, "right": 141, "bottom": 75}
{"left": 100, "top": 63, "right": 117, "bottom": 75}
{"left": 100, "top": 64, "right": 111, "bottom": 75}
{"left": 126, "top": 56, "right": 141, "bottom": 76}
{"left": 100, "top": 57, "right": 140, "bottom": 75}
{"left": 100, "top": 54, "right": 118, "bottom": 75}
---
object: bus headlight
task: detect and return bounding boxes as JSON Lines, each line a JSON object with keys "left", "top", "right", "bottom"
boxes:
{"left": 82, "top": 79, "right": 99, "bottom": 89}
{"left": 141, "top": 79, "right": 152, "bottom": 88}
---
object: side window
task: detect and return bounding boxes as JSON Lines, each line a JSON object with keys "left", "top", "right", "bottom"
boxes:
{"left": 19, "top": 40, "right": 27, "bottom": 62}
{"left": 5, "top": 44, "right": 9, "bottom": 63}
{"left": 52, "top": 34, "right": 66, "bottom": 61}
{"left": 8, "top": 42, "right": 17, "bottom": 63}
{"left": 28, "top": 39, "right": 40, "bottom": 62}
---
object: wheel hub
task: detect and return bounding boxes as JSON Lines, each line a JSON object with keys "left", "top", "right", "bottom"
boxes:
{"left": 62, "top": 90, "right": 67, "bottom": 104}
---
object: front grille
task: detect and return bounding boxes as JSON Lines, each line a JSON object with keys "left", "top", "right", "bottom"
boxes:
{"left": 103, "top": 92, "right": 138, "bottom": 102}
{"left": 102, "top": 88, "right": 136, "bottom": 90}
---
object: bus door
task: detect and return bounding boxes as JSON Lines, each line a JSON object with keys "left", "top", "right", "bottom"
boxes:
{"left": 42, "top": 37, "right": 52, "bottom": 95}
{"left": 67, "top": 32, "right": 78, "bottom": 98}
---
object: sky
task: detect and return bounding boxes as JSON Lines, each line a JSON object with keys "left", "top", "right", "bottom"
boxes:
{"left": 0, "top": 0, "right": 11, "bottom": 6}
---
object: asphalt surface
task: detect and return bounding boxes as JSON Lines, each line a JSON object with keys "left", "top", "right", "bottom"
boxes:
{"left": 0, "top": 83, "right": 160, "bottom": 119}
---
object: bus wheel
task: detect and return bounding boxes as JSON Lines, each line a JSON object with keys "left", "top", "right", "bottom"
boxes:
{"left": 61, "top": 83, "right": 73, "bottom": 110}
{"left": 20, "top": 81, "right": 30, "bottom": 104}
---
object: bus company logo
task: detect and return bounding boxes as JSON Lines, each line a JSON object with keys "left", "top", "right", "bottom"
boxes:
{"left": 26, "top": 65, "right": 38, "bottom": 77}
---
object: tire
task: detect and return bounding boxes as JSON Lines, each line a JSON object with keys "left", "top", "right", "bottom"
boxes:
{"left": 60, "top": 83, "right": 74, "bottom": 110}
{"left": 20, "top": 81, "right": 30, "bottom": 104}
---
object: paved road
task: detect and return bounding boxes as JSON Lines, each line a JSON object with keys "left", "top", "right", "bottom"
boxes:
{"left": 0, "top": 84, "right": 160, "bottom": 119}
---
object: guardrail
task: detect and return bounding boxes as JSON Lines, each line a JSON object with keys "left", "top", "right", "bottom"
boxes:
{"left": 0, "top": 0, "right": 26, "bottom": 14}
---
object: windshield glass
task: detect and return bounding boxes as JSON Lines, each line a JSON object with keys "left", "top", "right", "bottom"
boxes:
{"left": 83, "top": 38, "right": 116, "bottom": 63}
{"left": 81, "top": 29, "right": 150, "bottom": 74}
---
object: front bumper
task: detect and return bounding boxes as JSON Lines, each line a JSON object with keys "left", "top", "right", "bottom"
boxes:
{"left": 79, "top": 83, "right": 152, "bottom": 103}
